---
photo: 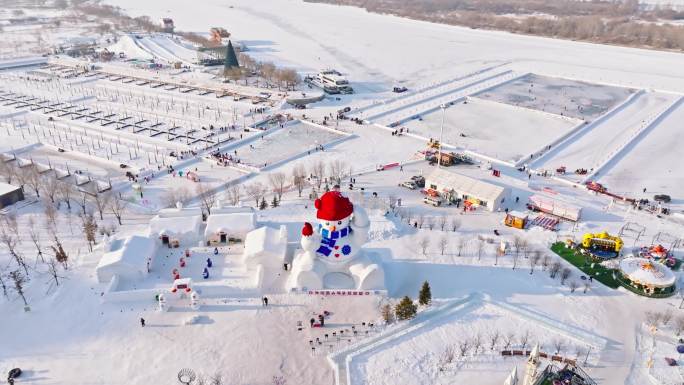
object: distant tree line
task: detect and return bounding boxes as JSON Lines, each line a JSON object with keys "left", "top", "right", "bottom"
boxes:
{"left": 305, "top": 0, "right": 684, "bottom": 51}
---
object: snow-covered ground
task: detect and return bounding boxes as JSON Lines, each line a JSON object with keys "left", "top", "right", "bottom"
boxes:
{"left": 401, "top": 97, "right": 579, "bottom": 164}
{"left": 2, "top": 1, "right": 684, "bottom": 385}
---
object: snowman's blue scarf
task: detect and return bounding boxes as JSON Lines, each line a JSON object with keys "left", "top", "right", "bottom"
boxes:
{"left": 316, "top": 225, "right": 352, "bottom": 256}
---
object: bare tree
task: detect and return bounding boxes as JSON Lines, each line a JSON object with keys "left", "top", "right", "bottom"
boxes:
{"left": 476, "top": 238, "right": 484, "bottom": 261}
{"left": 381, "top": 303, "right": 394, "bottom": 324}
{"left": 437, "top": 345, "right": 455, "bottom": 372}
{"left": 244, "top": 182, "right": 267, "bottom": 207}
{"left": 512, "top": 252, "right": 519, "bottom": 270}
{"left": 489, "top": 330, "right": 500, "bottom": 350}
{"left": 90, "top": 189, "right": 111, "bottom": 220}
{"left": 674, "top": 316, "right": 684, "bottom": 336}
{"left": 560, "top": 267, "right": 572, "bottom": 285}
{"left": 472, "top": 333, "right": 483, "bottom": 355}
{"left": 43, "top": 197, "right": 58, "bottom": 229}
{"left": 662, "top": 309, "right": 674, "bottom": 326}
{"left": 553, "top": 339, "right": 565, "bottom": 355}
{"left": 438, "top": 215, "right": 447, "bottom": 231}
{"left": 268, "top": 172, "right": 287, "bottom": 200}
{"left": 79, "top": 211, "right": 98, "bottom": 252}
{"left": 520, "top": 330, "right": 531, "bottom": 350}
{"left": 549, "top": 261, "right": 562, "bottom": 278}
{"left": 419, "top": 236, "right": 430, "bottom": 255}
{"left": 292, "top": 164, "right": 307, "bottom": 197}
{"left": 24, "top": 165, "right": 43, "bottom": 197}
{"left": 417, "top": 214, "right": 425, "bottom": 229}
{"left": 0, "top": 269, "right": 8, "bottom": 299}
{"left": 521, "top": 239, "right": 529, "bottom": 259}
{"left": 450, "top": 217, "right": 461, "bottom": 232}
{"left": 57, "top": 180, "right": 74, "bottom": 210}
{"left": 227, "top": 184, "right": 241, "bottom": 206}
{"left": 76, "top": 189, "right": 89, "bottom": 215}
{"left": 210, "top": 373, "right": 224, "bottom": 385}
{"left": 46, "top": 258, "right": 62, "bottom": 288}
{"left": 109, "top": 195, "right": 128, "bottom": 225}
{"left": 456, "top": 238, "right": 465, "bottom": 257}
{"left": 196, "top": 183, "right": 217, "bottom": 216}
{"left": 0, "top": 220, "right": 29, "bottom": 276}
{"left": 439, "top": 236, "right": 448, "bottom": 255}
{"left": 27, "top": 217, "right": 44, "bottom": 264}
{"left": 49, "top": 230, "right": 68, "bottom": 269}
{"left": 529, "top": 250, "right": 541, "bottom": 274}
{"left": 41, "top": 174, "right": 59, "bottom": 204}
{"left": 161, "top": 187, "right": 191, "bottom": 208}
{"left": 9, "top": 270, "right": 28, "bottom": 306}
{"left": 512, "top": 236, "right": 523, "bottom": 260}
{"left": 569, "top": 280, "right": 579, "bottom": 293}
{"left": 425, "top": 216, "right": 434, "bottom": 230}
{"left": 503, "top": 332, "right": 516, "bottom": 350}
{"left": 457, "top": 339, "right": 471, "bottom": 357}
{"left": 541, "top": 254, "right": 550, "bottom": 271}
{"left": 327, "top": 159, "right": 347, "bottom": 185}
{"left": 0, "top": 160, "right": 17, "bottom": 184}
{"left": 310, "top": 160, "right": 325, "bottom": 189}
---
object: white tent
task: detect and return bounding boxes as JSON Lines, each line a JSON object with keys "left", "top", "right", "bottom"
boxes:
{"left": 425, "top": 168, "right": 508, "bottom": 211}
{"left": 619, "top": 257, "right": 675, "bottom": 292}
{"left": 205, "top": 211, "right": 256, "bottom": 243}
{"left": 243, "top": 225, "right": 288, "bottom": 269}
{"left": 96, "top": 235, "right": 157, "bottom": 283}
{"left": 528, "top": 194, "right": 582, "bottom": 221}
{"left": 149, "top": 214, "right": 202, "bottom": 244}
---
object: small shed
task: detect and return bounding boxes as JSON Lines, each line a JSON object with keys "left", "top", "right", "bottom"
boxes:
{"left": 96, "top": 235, "right": 157, "bottom": 283}
{"left": 0, "top": 182, "right": 24, "bottom": 209}
{"left": 504, "top": 211, "right": 528, "bottom": 229}
{"left": 243, "top": 225, "right": 288, "bottom": 269}
{"left": 205, "top": 211, "right": 256, "bottom": 244}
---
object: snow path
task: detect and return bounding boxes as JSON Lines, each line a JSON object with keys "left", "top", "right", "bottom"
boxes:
{"left": 598, "top": 100, "right": 684, "bottom": 196}
{"left": 532, "top": 91, "right": 679, "bottom": 176}
{"left": 329, "top": 293, "right": 609, "bottom": 385}
{"left": 373, "top": 71, "right": 523, "bottom": 127}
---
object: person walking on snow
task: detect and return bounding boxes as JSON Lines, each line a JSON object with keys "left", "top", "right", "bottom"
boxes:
{"left": 262, "top": 297, "right": 268, "bottom": 306}
{"left": 140, "top": 318, "right": 145, "bottom": 327}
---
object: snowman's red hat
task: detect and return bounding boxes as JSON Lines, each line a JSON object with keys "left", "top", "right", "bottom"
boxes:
{"left": 315, "top": 191, "right": 353, "bottom": 221}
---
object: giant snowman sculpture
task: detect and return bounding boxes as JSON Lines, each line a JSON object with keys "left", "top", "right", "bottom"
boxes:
{"left": 288, "top": 189, "right": 385, "bottom": 291}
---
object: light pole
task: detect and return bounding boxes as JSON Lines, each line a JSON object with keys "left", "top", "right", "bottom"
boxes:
{"left": 438, "top": 104, "right": 446, "bottom": 168}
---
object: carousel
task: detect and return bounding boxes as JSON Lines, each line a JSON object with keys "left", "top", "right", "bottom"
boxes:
{"left": 619, "top": 257, "right": 676, "bottom": 296}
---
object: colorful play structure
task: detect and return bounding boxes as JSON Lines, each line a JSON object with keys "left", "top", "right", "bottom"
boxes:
{"left": 635, "top": 244, "right": 677, "bottom": 268}
{"left": 581, "top": 231, "right": 623, "bottom": 259}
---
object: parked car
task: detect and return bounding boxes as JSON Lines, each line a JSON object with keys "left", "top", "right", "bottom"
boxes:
{"left": 401, "top": 181, "right": 417, "bottom": 190}
{"left": 393, "top": 86, "right": 408, "bottom": 93}
{"left": 410, "top": 175, "right": 426, "bottom": 188}
{"left": 654, "top": 194, "right": 671, "bottom": 203}
{"left": 423, "top": 195, "right": 443, "bottom": 207}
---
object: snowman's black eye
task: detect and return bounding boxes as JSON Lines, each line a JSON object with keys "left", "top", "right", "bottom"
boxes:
{"left": 338, "top": 221, "right": 342, "bottom": 225}
{"left": 326, "top": 222, "right": 329, "bottom": 225}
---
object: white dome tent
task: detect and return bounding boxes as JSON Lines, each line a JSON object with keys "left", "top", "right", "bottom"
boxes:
{"left": 619, "top": 257, "right": 676, "bottom": 296}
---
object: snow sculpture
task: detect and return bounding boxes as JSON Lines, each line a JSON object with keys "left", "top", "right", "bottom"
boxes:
{"left": 288, "top": 188, "right": 385, "bottom": 290}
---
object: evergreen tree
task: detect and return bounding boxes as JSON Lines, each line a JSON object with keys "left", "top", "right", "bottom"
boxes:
{"left": 224, "top": 40, "right": 239, "bottom": 70}
{"left": 418, "top": 281, "right": 431, "bottom": 306}
{"left": 259, "top": 197, "right": 268, "bottom": 210}
{"left": 395, "top": 296, "right": 417, "bottom": 321}
{"left": 271, "top": 195, "right": 279, "bottom": 208}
